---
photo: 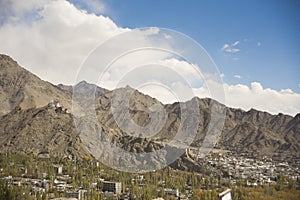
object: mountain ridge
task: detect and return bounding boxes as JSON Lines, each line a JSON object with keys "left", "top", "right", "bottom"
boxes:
{"left": 0, "top": 54, "right": 72, "bottom": 116}
{"left": 0, "top": 54, "right": 299, "bottom": 170}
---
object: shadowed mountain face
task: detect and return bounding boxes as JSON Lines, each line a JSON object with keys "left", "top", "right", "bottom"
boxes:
{"left": 0, "top": 105, "right": 90, "bottom": 158}
{"left": 0, "top": 54, "right": 299, "bottom": 168}
{"left": 219, "top": 108, "right": 299, "bottom": 158}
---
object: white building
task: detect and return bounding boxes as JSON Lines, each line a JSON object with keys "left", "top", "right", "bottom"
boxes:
{"left": 218, "top": 189, "right": 232, "bottom": 200}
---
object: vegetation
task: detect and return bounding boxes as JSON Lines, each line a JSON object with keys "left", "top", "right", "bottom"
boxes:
{"left": 0, "top": 153, "right": 299, "bottom": 199}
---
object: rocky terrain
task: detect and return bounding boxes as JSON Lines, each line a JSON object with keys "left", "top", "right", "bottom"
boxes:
{"left": 0, "top": 54, "right": 72, "bottom": 116}
{"left": 0, "top": 54, "right": 299, "bottom": 171}
{"left": 220, "top": 108, "right": 300, "bottom": 158}
{"left": 0, "top": 105, "right": 90, "bottom": 158}
{"left": 57, "top": 80, "right": 108, "bottom": 98}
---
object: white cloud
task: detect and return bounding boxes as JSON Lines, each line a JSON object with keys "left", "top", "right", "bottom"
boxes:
{"left": 163, "top": 33, "right": 172, "bottom": 39}
{"left": 97, "top": 55, "right": 206, "bottom": 102}
{"left": 232, "top": 41, "right": 239, "bottom": 46}
{"left": 0, "top": 0, "right": 51, "bottom": 25}
{"left": 221, "top": 44, "right": 230, "bottom": 51}
{"left": 0, "top": 0, "right": 48, "bottom": 17}
{"left": 280, "top": 88, "right": 294, "bottom": 94}
{"left": 234, "top": 75, "right": 242, "bottom": 79}
{"left": 193, "top": 82, "right": 300, "bottom": 116}
{"left": 225, "top": 48, "right": 240, "bottom": 53}
{"left": 156, "top": 58, "right": 203, "bottom": 84}
{"left": 0, "top": 1, "right": 298, "bottom": 116}
{"left": 221, "top": 41, "right": 240, "bottom": 53}
{"left": 143, "top": 27, "right": 160, "bottom": 35}
{"left": 0, "top": 0, "right": 128, "bottom": 85}
{"left": 0, "top": 0, "right": 206, "bottom": 104}
{"left": 136, "top": 76, "right": 300, "bottom": 116}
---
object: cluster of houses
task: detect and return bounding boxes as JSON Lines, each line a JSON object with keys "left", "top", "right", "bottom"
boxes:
{"left": 48, "top": 100, "right": 69, "bottom": 114}
{"left": 1, "top": 164, "right": 122, "bottom": 200}
{"left": 1, "top": 164, "right": 203, "bottom": 200}
{"left": 195, "top": 150, "right": 300, "bottom": 186}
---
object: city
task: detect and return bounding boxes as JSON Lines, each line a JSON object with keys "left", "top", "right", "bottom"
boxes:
{"left": 1, "top": 152, "right": 299, "bottom": 200}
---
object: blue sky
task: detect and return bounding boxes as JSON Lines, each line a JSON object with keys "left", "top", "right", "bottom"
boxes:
{"left": 70, "top": 0, "right": 300, "bottom": 93}
{"left": 0, "top": 0, "right": 299, "bottom": 115}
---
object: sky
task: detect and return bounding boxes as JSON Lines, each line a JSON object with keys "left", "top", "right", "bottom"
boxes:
{"left": 0, "top": 0, "right": 299, "bottom": 116}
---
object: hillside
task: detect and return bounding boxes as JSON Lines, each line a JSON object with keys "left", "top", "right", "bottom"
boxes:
{"left": 0, "top": 54, "right": 72, "bottom": 116}
{"left": 0, "top": 105, "right": 90, "bottom": 158}
{"left": 0, "top": 54, "right": 299, "bottom": 170}
{"left": 92, "top": 88, "right": 300, "bottom": 161}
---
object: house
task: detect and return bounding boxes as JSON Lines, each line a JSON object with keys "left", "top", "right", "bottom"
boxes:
{"left": 102, "top": 181, "right": 122, "bottom": 194}
{"left": 218, "top": 189, "right": 232, "bottom": 200}
{"left": 164, "top": 188, "right": 179, "bottom": 197}
{"left": 54, "top": 166, "right": 63, "bottom": 174}
{"left": 65, "top": 190, "right": 86, "bottom": 200}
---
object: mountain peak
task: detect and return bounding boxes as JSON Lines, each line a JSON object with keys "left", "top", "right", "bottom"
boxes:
{"left": 0, "top": 54, "right": 299, "bottom": 163}
{"left": 0, "top": 54, "right": 72, "bottom": 115}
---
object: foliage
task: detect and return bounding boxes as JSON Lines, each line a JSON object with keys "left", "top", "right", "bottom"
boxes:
{"left": 0, "top": 153, "right": 299, "bottom": 200}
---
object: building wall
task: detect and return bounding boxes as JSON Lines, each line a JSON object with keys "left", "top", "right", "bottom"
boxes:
{"left": 102, "top": 181, "right": 121, "bottom": 194}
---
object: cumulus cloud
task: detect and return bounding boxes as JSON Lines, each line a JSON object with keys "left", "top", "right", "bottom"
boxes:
{"left": 139, "top": 79, "right": 300, "bottom": 116}
{"left": 156, "top": 58, "right": 203, "bottom": 85}
{"left": 0, "top": 0, "right": 128, "bottom": 84}
{"left": 193, "top": 82, "right": 300, "bottom": 116}
{"left": 0, "top": 0, "right": 48, "bottom": 22}
{"left": 0, "top": 1, "right": 299, "bottom": 116}
{"left": 0, "top": 0, "right": 208, "bottom": 104}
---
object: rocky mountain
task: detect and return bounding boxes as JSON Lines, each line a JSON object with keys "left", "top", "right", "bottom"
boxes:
{"left": 0, "top": 54, "right": 299, "bottom": 170}
{"left": 90, "top": 88, "right": 300, "bottom": 161}
{"left": 219, "top": 108, "right": 299, "bottom": 158}
{"left": 0, "top": 105, "right": 90, "bottom": 158}
{"left": 0, "top": 54, "right": 72, "bottom": 116}
{"left": 57, "top": 80, "right": 108, "bottom": 98}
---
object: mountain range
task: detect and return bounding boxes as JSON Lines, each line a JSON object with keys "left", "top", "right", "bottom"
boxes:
{"left": 0, "top": 54, "right": 299, "bottom": 171}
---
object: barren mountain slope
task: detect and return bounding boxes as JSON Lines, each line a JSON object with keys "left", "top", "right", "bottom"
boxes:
{"left": 0, "top": 54, "right": 299, "bottom": 167}
{"left": 0, "top": 54, "right": 71, "bottom": 115}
